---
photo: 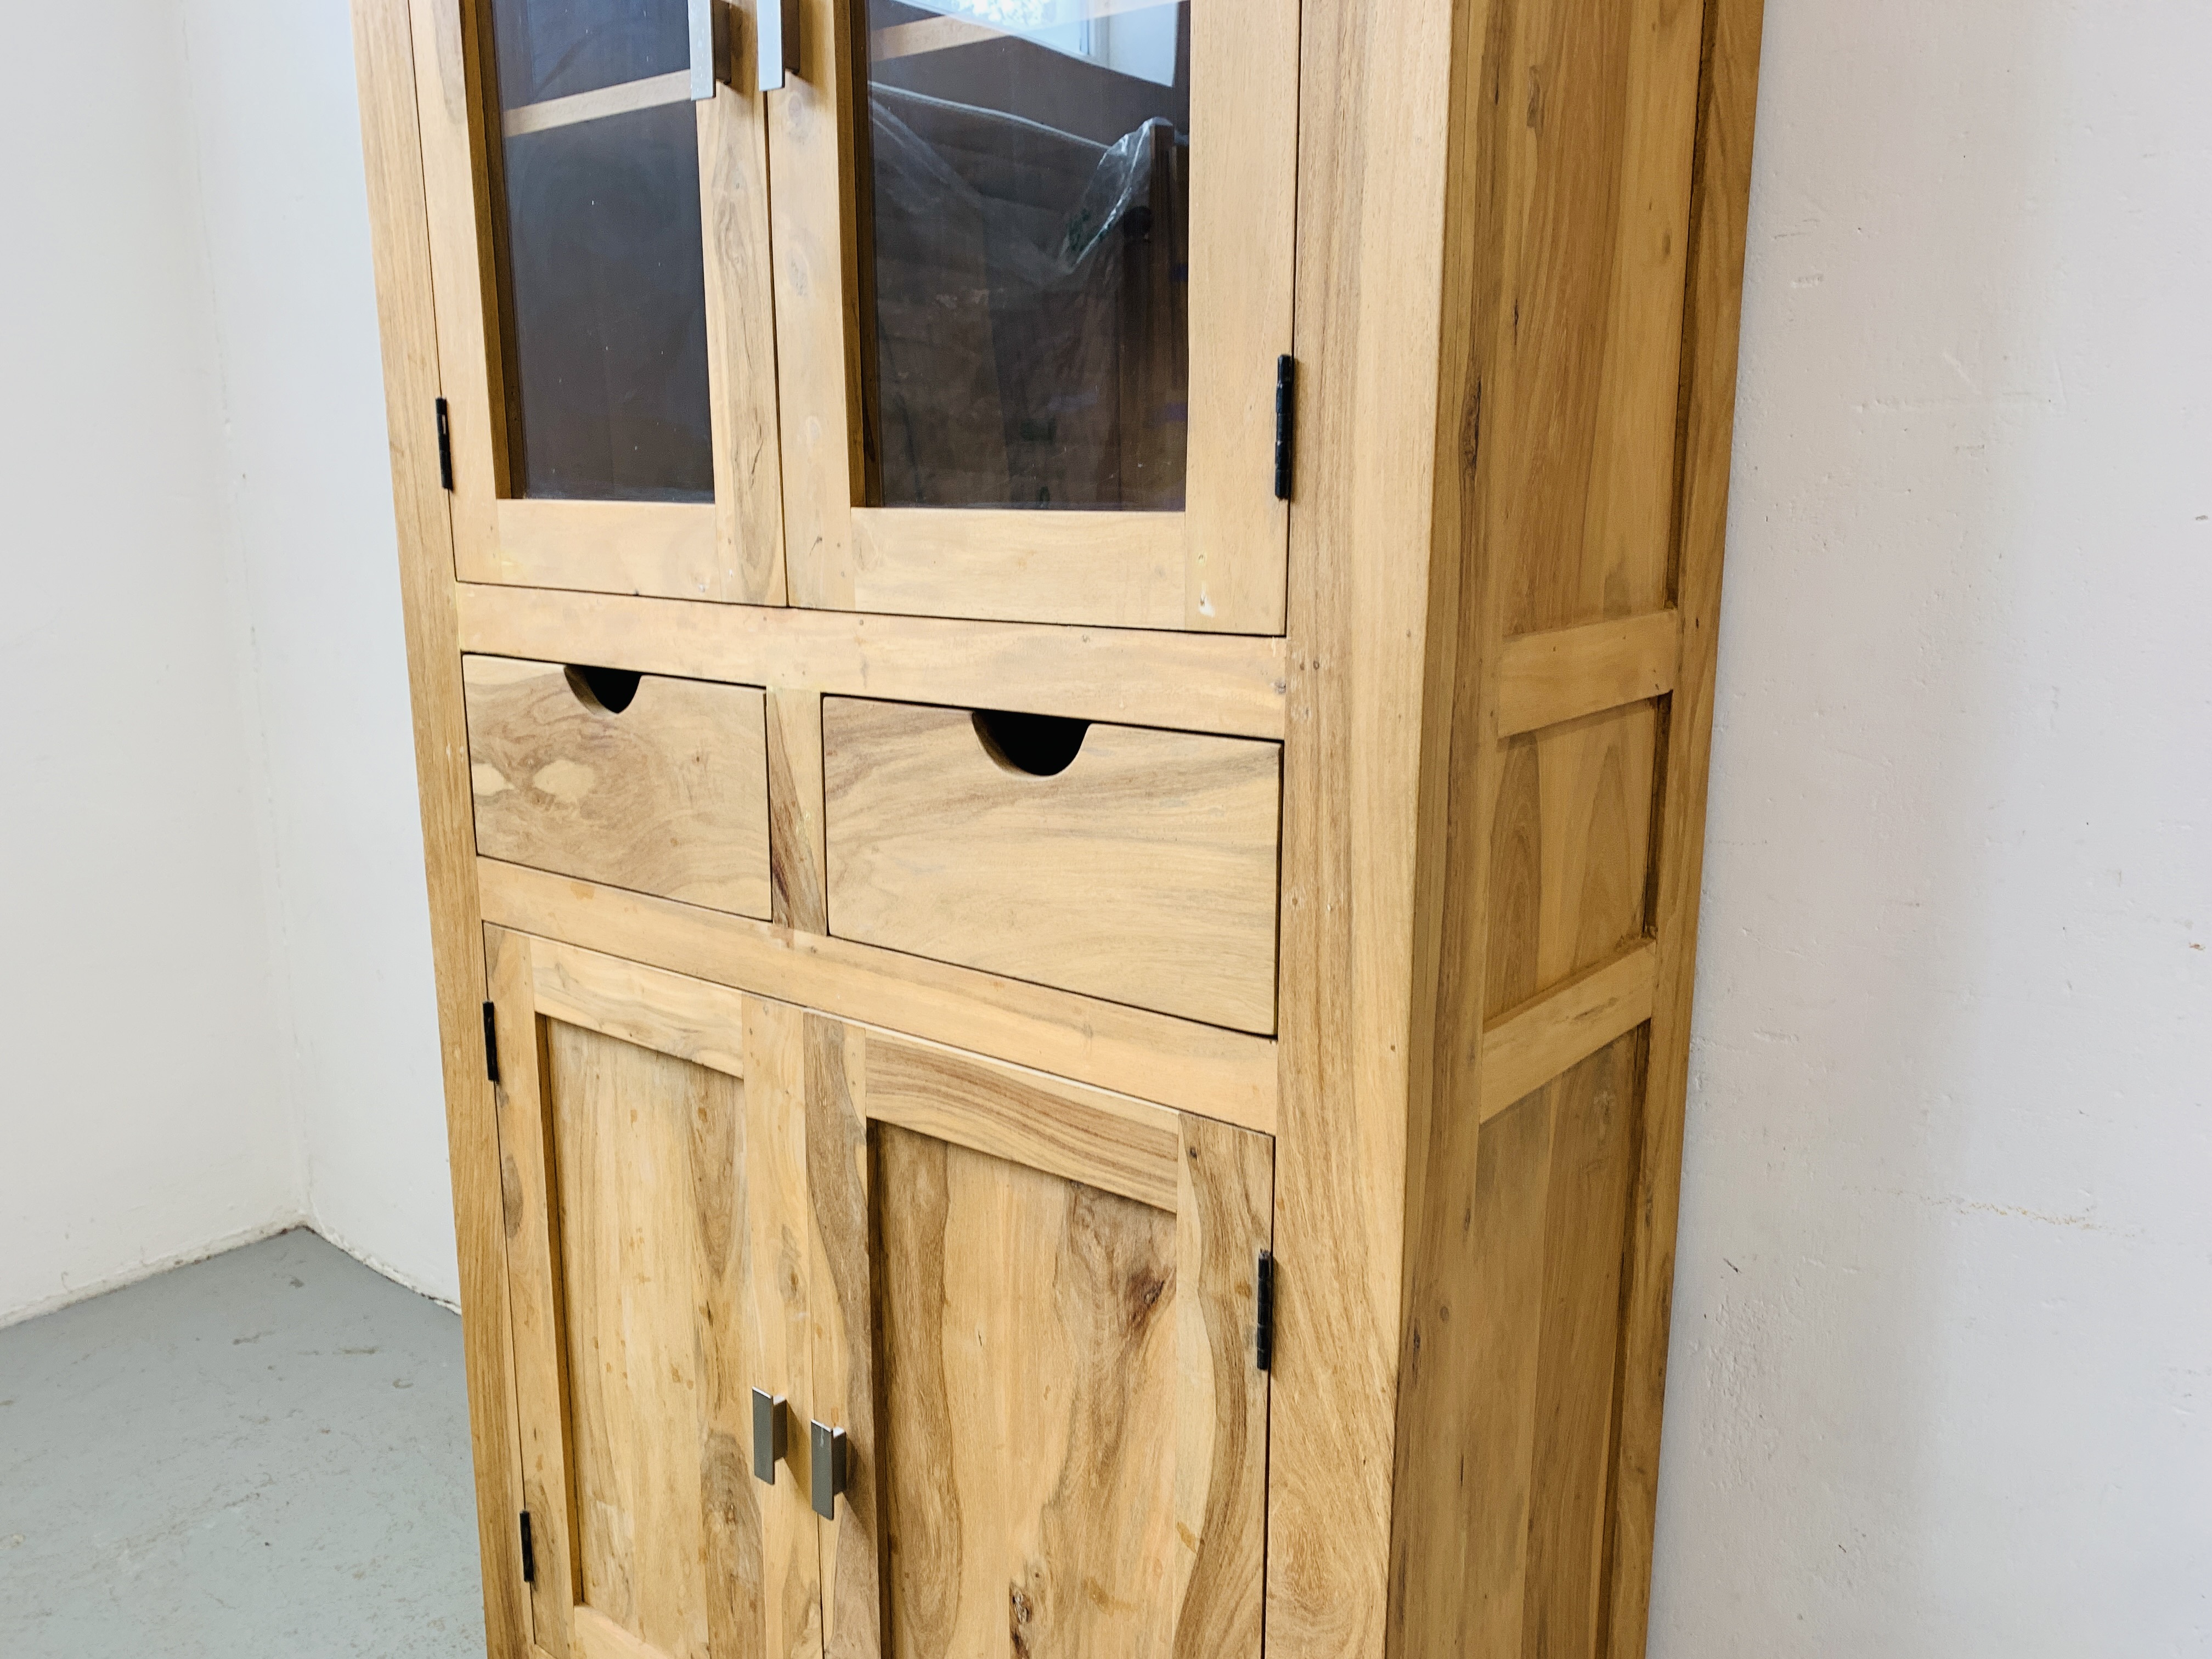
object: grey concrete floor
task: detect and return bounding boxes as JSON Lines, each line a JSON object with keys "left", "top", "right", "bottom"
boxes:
{"left": 0, "top": 1230, "right": 486, "bottom": 1658}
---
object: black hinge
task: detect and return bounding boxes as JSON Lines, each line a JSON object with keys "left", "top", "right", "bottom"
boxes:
{"left": 1272, "top": 356, "right": 1296, "bottom": 501}
{"left": 518, "top": 1511, "right": 535, "bottom": 1583}
{"left": 436, "top": 397, "right": 454, "bottom": 492}
{"left": 482, "top": 1000, "right": 500, "bottom": 1085}
{"left": 1255, "top": 1250, "right": 1276, "bottom": 1372}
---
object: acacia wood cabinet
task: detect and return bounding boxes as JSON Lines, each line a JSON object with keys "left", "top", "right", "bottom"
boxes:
{"left": 350, "top": 0, "right": 1767, "bottom": 1652}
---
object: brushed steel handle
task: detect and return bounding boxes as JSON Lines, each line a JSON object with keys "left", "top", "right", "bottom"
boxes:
{"left": 809, "top": 1419, "right": 848, "bottom": 1519}
{"left": 690, "top": 0, "right": 729, "bottom": 99}
{"left": 752, "top": 1389, "right": 787, "bottom": 1485}
{"left": 758, "top": 0, "right": 800, "bottom": 91}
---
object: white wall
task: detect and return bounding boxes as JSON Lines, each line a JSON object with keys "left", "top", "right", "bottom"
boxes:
{"left": 1651, "top": 2, "right": 2212, "bottom": 1654}
{"left": 0, "top": 2, "right": 302, "bottom": 1322}
{"left": 177, "top": 0, "right": 459, "bottom": 1304}
{"left": 0, "top": 0, "right": 457, "bottom": 1324}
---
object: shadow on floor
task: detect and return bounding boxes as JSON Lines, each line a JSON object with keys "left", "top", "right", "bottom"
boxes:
{"left": 0, "top": 1229, "right": 485, "bottom": 1658}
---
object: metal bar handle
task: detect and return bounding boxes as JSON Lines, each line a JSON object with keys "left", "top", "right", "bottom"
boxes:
{"left": 809, "top": 1420, "right": 848, "bottom": 1519}
{"left": 752, "top": 1389, "right": 788, "bottom": 1485}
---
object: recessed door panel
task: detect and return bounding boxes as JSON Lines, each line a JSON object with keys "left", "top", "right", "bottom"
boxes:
{"left": 803, "top": 1018, "right": 1273, "bottom": 1658}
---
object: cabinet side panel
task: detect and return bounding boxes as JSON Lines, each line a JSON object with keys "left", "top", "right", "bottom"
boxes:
{"left": 1491, "top": 0, "right": 1707, "bottom": 636}
{"left": 1607, "top": 0, "right": 1768, "bottom": 1650}
{"left": 351, "top": 2, "right": 526, "bottom": 1652}
{"left": 1390, "top": 0, "right": 1759, "bottom": 1651}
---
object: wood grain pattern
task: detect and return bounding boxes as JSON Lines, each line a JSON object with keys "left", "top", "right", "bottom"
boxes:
{"left": 772, "top": 0, "right": 1297, "bottom": 634}
{"left": 488, "top": 927, "right": 579, "bottom": 1656}
{"left": 800, "top": 1016, "right": 883, "bottom": 1659}
{"left": 465, "top": 656, "right": 772, "bottom": 920}
{"left": 548, "top": 1019, "right": 759, "bottom": 1658}
{"left": 861, "top": 1026, "right": 1183, "bottom": 1214}
{"left": 1607, "top": 1, "right": 1769, "bottom": 1650}
{"left": 766, "top": 691, "right": 828, "bottom": 935}
{"left": 1481, "top": 943, "right": 1657, "bottom": 1122}
{"left": 527, "top": 934, "right": 748, "bottom": 1080}
{"left": 1496, "top": 611, "right": 1679, "bottom": 737}
{"left": 457, "top": 584, "right": 1291, "bottom": 741}
{"left": 697, "top": 12, "right": 786, "bottom": 606}
{"left": 489, "top": 501, "right": 723, "bottom": 603}
{"left": 741, "top": 997, "right": 825, "bottom": 1659}
{"left": 1492, "top": 0, "right": 1708, "bottom": 637}
{"left": 874, "top": 1125, "right": 1183, "bottom": 1657}
{"left": 415, "top": 0, "right": 785, "bottom": 605}
{"left": 1483, "top": 701, "right": 1659, "bottom": 1020}
{"left": 1389, "top": 0, "right": 1728, "bottom": 1647}
{"left": 477, "top": 858, "right": 1279, "bottom": 1130}
{"left": 351, "top": 3, "right": 528, "bottom": 1650}
{"left": 766, "top": 0, "right": 867, "bottom": 614}
{"left": 823, "top": 698, "right": 1282, "bottom": 1032}
{"left": 1268, "top": 0, "right": 1467, "bottom": 1649}
{"left": 846, "top": 509, "right": 1188, "bottom": 632}
{"left": 1170, "top": 1115, "right": 1275, "bottom": 1659}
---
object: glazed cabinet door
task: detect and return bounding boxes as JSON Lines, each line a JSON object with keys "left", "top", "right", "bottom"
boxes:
{"left": 414, "top": 0, "right": 785, "bottom": 602}
{"left": 769, "top": 0, "right": 1300, "bottom": 633}
{"left": 802, "top": 1018, "right": 1275, "bottom": 1658}
{"left": 483, "top": 929, "right": 823, "bottom": 1659}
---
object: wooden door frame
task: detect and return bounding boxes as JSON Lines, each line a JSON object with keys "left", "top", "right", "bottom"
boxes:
{"left": 802, "top": 1016, "right": 1277, "bottom": 1655}
{"left": 770, "top": 0, "right": 1300, "bottom": 634}
{"left": 409, "top": 0, "right": 786, "bottom": 603}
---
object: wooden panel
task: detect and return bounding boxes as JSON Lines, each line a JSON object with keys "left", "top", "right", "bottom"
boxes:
{"left": 477, "top": 858, "right": 1280, "bottom": 1131}
{"left": 848, "top": 509, "right": 1188, "bottom": 631}
{"left": 697, "top": 17, "right": 786, "bottom": 607}
{"left": 1488, "top": 0, "right": 1708, "bottom": 636}
{"left": 457, "top": 584, "right": 1291, "bottom": 741}
{"left": 771, "top": 0, "right": 1296, "bottom": 634}
{"left": 874, "top": 1125, "right": 1184, "bottom": 1656}
{"left": 1484, "top": 701, "right": 1659, "bottom": 1019}
{"left": 765, "top": 0, "right": 866, "bottom": 613}
{"left": 738, "top": 997, "right": 824, "bottom": 1659}
{"left": 489, "top": 501, "right": 723, "bottom": 603}
{"left": 1609, "top": 1, "right": 1770, "bottom": 1650}
{"left": 1268, "top": 0, "right": 1467, "bottom": 1649}
{"left": 526, "top": 934, "right": 747, "bottom": 1080}
{"left": 465, "top": 657, "right": 772, "bottom": 920}
{"left": 1497, "top": 611, "right": 1679, "bottom": 737}
{"left": 861, "top": 1026, "right": 1183, "bottom": 1214}
{"left": 1426, "top": 1033, "right": 1644, "bottom": 1659}
{"left": 822, "top": 698, "right": 1282, "bottom": 1032}
{"left": 1481, "top": 943, "right": 1656, "bottom": 1121}
{"left": 765, "top": 690, "right": 827, "bottom": 935}
{"left": 800, "top": 1017, "right": 880, "bottom": 1659}
{"left": 351, "top": 3, "right": 528, "bottom": 1651}
{"left": 1169, "top": 1114, "right": 1276, "bottom": 1657}
{"left": 543, "top": 1017, "right": 762, "bottom": 1658}
{"left": 488, "top": 928, "right": 578, "bottom": 1656}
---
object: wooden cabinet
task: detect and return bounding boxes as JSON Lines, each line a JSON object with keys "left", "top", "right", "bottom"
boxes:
{"left": 351, "top": 0, "right": 1768, "bottom": 1651}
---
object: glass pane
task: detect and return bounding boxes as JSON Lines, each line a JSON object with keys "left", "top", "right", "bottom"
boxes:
{"left": 863, "top": 0, "right": 1192, "bottom": 511}
{"left": 489, "top": 0, "right": 713, "bottom": 502}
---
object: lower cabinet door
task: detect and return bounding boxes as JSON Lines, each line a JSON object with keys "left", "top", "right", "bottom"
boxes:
{"left": 483, "top": 927, "right": 1275, "bottom": 1659}
{"left": 803, "top": 1019, "right": 1276, "bottom": 1659}
{"left": 484, "top": 928, "right": 823, "bottom": 1659}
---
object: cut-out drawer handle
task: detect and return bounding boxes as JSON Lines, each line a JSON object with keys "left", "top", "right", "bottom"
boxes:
{"left": 973, "top": 708, "right": 1090, "bottom": 777}
{"left": 565, "top": 664, "right": 641, "bottom": 714}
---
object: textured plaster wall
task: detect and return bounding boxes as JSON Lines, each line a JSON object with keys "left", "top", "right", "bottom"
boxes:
{"left": 1650, "top": 2, "right": 2212, "bottom": 1652}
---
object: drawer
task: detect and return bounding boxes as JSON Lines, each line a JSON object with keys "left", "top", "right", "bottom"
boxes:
{"left": 464, "top": 656, "right": 770, "bottom": 919}
{"left": 823, "top": 698, "right": 1281, "bottom": 1031}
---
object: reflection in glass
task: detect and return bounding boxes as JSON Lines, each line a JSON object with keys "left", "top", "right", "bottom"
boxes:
{"left": 864, "top": 0, "right": 1192, "bottom": 511}
{"left": 489, "top": 0, "right": 713, "bottom": 501}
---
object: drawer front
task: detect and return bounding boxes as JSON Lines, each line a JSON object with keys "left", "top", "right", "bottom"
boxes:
{"left": 823, "top": 698, "right": 1281, "bottom": 1032}
{"left": 464, "top": 656, "right": 770, "bottom": 919}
